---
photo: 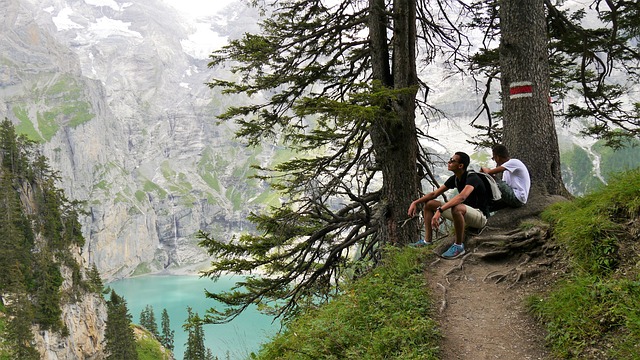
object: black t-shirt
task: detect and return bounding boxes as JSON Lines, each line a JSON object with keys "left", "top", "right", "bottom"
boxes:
{"left": 444, "top": 171, "right": 489, "bottom": 217}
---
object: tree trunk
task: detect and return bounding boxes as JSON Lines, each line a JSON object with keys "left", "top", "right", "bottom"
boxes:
{"left": 369, "top": 0, "right": 420, "bottom": 244}
{"left": 499, "top": 0, "right": 569, "bottom": 197}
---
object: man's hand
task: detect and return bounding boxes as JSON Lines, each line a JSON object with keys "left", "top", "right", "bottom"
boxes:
{"left": 431, "top": 210, "right": 442, "bottom": 228}
{"left": 407, "top": 201, "right": 418, "bottom": 217}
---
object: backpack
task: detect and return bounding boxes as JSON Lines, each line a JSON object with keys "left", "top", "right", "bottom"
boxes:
{"left": 468, "top": 169, "right": 502, "bottom": 203}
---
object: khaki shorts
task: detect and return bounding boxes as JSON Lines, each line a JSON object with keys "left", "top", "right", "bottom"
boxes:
{"left": 441, "top": 205, "right": 487, "bottom": 229}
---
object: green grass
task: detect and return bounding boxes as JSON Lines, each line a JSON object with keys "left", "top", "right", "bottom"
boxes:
{"left": 134, "top": 325, "right": 172, "bottom": 360}
{"left": 542, "top": 169, "right": 640, "bottom": 275}
{"left": 251, "top": 246, "right": 440, "bottom": 360}
{"left": 530, "top": 168, "right": 640, "bottom": 359}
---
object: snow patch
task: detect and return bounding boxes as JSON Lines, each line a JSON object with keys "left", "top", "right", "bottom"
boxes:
{"left": 180, "top": 22, "right": 227, "bottom": 59}
{"left": 52, "top": 7, "right": 84, "bottom": 30}
{"left": 84, "top": 0, "right": 133, "bottom": 12}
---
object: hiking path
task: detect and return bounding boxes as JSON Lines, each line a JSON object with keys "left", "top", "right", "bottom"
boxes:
{"left": 425, "top": 248, "right": 558, "bottom": 360}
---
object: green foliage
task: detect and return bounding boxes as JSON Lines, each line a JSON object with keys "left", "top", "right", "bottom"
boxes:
{"left": 253, "top": 247, "right": 440, "bottom": 360}
{"left": 542, "top": 169, "right": 640, "bottom": 275}
{"left": 160, "top": 308, "right": 175, "bottom": 352}
{"left": 139, "top": 305, "right": 159, "bottom": 337}
{"left": 105, "top": 291, "right": 139, "bottom": 360}
{"left": 87, "top": 263, "right": 104, "bottom": 293}
{"left": 5, "top": 292, "right": 40, "bottom": 360}
{"left": 134, "top": 325, "right": 172, "bottom": 360}
{"left": 183, "top": 307, "right": 211, "bottom": 360}
{"left": 0, "top": 119, "right": 92, "bottom": 354}
{"left": 528, "top": 276, "right": 640, "bottom": 359}
{"left": 32, "top": 254, "right": 64, "bottom": 331}
{"left": 467, "top": 2, "right": 640, "bottom": 147}
{"left": 532, "top": 169, "right": 640, "bottom": 358}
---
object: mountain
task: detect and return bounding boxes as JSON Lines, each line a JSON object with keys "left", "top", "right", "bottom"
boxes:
{"left": 1, "top": 0, "right": 638, "bottom": 282}
{"left": 1, "top": 0, "right": 277, "bottom": 280}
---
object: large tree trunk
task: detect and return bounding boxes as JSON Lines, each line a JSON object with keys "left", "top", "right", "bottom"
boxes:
{"left": 499, "top": 0, "right": 569, "bottom": 197}
{"left": 369, "top": 0, "right": 420, "bottom": 244}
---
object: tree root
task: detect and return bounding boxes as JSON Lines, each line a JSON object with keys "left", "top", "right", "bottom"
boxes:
{"left": 436, "top": 282, "right": 447, "bottom": 313}
{"left": 471, "top": 226, "right": 549, "bottom": 260}
{"left": 429, "top": 223, "right": 559, "bottom": 310}
{"left": 445, "top": 252, "right": 473, "bottom": 276}
{"left": 482, "top": 253, "right": 548, "bottom": 288}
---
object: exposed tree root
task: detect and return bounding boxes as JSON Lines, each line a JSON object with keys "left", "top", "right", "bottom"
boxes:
{"left": 436, "top": 282, "right": 447, "bottom": 314}
{"left": 432, "top": 224, "right": 558, "bottom": 295}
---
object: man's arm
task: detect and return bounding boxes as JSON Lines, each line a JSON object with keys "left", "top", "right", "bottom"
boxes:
{"left": 431, "top": 184, "right": 475, "bottom": 227}
{"left": 408, "top": 185, "right": 448, "bottom": 217}
{"left": 439, "top": 184, "right": 474, "bottom": 212}
{"left": 480, "top": 165, "right": 506, "bottom": 176}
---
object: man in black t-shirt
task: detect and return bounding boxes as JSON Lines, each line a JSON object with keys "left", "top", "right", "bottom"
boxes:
{"left": 407, "top": 152, "right": 489, "bottom": 259}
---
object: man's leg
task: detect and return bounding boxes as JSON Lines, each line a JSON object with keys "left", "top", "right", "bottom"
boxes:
{"left": 438, "top": 204, "right": 468, "bottom": 259}
{"left": 450, "top": 204, "right": 467, "bottom": 245}
{"left": 440, "top": 204, "right": 487, "bottom": 259}
{"left": 496, "top": 180, "right": 524, "bottom": 208}
{"left": 421, "top": 200, "right": 442, "bottom": 242}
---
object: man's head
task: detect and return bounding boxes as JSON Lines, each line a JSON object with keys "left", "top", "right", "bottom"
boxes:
{"left": 492, "top": 144, "right": 510, "bottom": 165}
{"left": 448, "top": 151, "right": 470, "bottom": 172}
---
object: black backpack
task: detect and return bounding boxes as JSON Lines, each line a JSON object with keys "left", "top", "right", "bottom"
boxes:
{"left": 467, "top": 169, "right": 502, "bottom": 204}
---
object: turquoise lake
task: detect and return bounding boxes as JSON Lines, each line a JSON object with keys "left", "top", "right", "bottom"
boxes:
{"left": 108, "top": 274, "right": 280, "bottom": 359}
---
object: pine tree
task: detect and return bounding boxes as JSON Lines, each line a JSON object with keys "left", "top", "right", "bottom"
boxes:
{"left": 139, "top": 304, "right": 159, "bottom": 337}
{"left": 200, "top": 0, "right": 465, "bottom": 323}
{"left": 5, "top": 275, "right": 39, "bottom": 360}
{"left": 183, "top": 307, "right": 206, "bottom": 360}
{"left": 87, "top": 263, "right": 103, "bottom": 293}
{"left": 205, "top": 348, "right": 216, "bottom": 360}
{"left": 104, "top": 290, "right": 138, "bottom": 360}
{"left": 160, "top": 308, "right": 174, "bottom": 351}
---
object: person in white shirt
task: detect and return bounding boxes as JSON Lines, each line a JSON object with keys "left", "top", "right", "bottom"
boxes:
{"left": 480, "top": 144, "right": 530, "bottom": 210}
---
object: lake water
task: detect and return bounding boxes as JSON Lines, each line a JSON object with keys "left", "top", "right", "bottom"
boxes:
{"left": 108, "top": 274, "right": 280, "bottom": 360}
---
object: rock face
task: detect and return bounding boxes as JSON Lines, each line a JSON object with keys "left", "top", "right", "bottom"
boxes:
{"left": 30, "top": 251, "right": 108, "bottom": 359}
{"left": 34, "top": 293, "right": 107, "bottom": 359}
{"left": 0, "top": 0, "right": 270, "bottom": 280}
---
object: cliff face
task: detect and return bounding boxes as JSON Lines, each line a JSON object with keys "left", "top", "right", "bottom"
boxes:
{"left": 0, "top": 0, "right": 271, "bottom": 280}
{"left": 34, "top": 281, "right": 107, "bottom": 359}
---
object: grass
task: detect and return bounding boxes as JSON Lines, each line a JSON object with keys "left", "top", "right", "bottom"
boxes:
{"left": 530, "top": 169, "right": 640, "bottom": 359}
{"left": 134, "top": 325, "right": 172, "bottom": 360}
{"left": 251, "top": 246, "right": 440, "bottom": 360}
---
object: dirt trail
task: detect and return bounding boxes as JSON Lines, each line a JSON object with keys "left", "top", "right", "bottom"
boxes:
{"left": 426, "top": 253, "right": 553, "bottom": 360}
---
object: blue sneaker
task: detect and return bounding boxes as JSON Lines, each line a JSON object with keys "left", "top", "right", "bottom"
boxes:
{"left": 441, "top": 244, "right": 465, "bottom": 259}
{"left": 410, "top": 238, "right": 432, "bottom": 247}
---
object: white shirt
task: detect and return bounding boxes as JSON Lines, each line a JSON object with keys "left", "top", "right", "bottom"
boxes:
{"left": 502, "top": 159, "right": 531, "bottom": 204}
